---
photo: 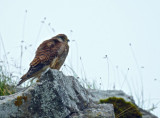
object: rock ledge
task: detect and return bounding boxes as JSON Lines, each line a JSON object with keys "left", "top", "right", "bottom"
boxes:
{"left": 0, "top": 69, "right": 115, "bottom": 118}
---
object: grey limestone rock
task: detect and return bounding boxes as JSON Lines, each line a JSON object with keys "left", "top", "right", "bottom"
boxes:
{"left": 0, "top": 69, "right": 115, "bottom": 118}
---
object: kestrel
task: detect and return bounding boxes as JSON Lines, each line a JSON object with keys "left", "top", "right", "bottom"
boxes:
{"left": 17, "top": 34, "right": 69, "bottom": 86}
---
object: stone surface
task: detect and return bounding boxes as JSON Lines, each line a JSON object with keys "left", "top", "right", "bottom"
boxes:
{"left": 88, "top": 89, "right": 135, "bottom": 103}
{"left": 140, "top": 108, "right": 158, "bottom": 118}
{"left": 0, "top": 69, "right": 115, "bottom": 118}
{"left": 70, "top": 103, "right": 115, "bottom": 118}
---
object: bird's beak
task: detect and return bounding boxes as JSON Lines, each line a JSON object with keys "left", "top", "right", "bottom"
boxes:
{"left": 67, "top": 39, "right": 70, "bottom": 42}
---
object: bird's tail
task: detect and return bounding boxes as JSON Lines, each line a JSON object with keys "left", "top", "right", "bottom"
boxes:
{"left": 17, "top": 74, "right": 29, "bottom": 86}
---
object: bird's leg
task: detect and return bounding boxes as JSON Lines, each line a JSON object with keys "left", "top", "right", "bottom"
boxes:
{"left": 36, "top": 74, "right": 41, "bottom": 82}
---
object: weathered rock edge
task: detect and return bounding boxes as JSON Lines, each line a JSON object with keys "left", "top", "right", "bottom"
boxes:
{"left": 0, "top": 69, "right": 115, "bottom": 118}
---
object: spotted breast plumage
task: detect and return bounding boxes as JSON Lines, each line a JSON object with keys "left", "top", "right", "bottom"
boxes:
{"left": 17, "top": 34, "right": 69, "bottom": 86}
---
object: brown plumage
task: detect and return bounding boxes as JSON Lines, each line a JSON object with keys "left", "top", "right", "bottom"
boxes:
{"left": 17, "top": 34, "right": 69, "bottom": 86}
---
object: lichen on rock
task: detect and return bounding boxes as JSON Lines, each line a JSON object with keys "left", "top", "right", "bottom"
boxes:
{"left": 14, "top": 96, "right": 27, "bottom": 107}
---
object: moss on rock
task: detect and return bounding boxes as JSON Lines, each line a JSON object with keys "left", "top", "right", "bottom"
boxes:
{"left": 100, "top": 97, "right": 142, "bottom": 118}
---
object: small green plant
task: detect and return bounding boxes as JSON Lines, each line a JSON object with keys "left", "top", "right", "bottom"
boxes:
{"left": 100, "top": 97, "right": 142, "bottom": 118}
{"left": 0, "top": 65, "right": 15, "bottom": 96}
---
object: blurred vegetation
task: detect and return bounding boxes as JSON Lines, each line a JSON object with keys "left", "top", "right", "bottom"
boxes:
{"left": 0, "top": 65, "right": 16, "bottom": 96}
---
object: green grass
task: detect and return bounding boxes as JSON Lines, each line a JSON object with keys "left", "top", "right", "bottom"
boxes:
{"left": 0, "top": 65, "right": 15, "bottom": 96}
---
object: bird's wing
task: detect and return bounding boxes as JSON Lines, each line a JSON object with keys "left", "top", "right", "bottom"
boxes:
{"left": 30, "top": 40, "right": 56, "bottom": 67}
{"left": 21, "top": 40, "right": 58, "bottom": 79}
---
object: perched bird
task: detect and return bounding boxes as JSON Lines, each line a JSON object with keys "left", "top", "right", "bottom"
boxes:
{"left": 17, "top": 34, "right": 69, "bottom": 86}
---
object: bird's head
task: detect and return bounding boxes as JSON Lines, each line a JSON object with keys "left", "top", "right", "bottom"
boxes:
{"left": 55, "top": 34, "right": 69, "bottom": 43}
